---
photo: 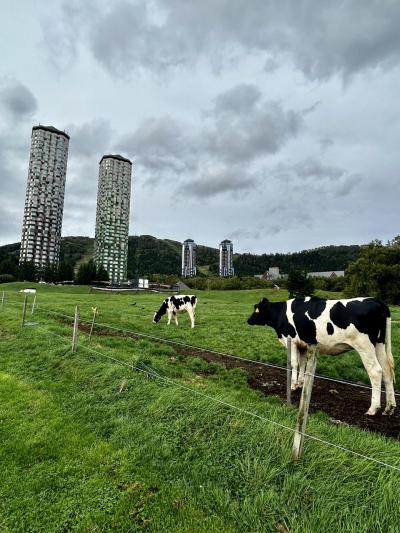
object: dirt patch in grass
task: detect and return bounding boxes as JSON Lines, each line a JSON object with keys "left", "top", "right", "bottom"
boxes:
{"left": 80, "top": 323, "right": 400, "bottom": 439}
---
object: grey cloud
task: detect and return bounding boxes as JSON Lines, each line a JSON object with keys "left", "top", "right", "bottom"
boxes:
{"left": 206, "top": 85, "right": 302, "bottom": 163}
{"left": 0, "top": 80, "right": 37, "bottom": 118}
{"left": 116, "top": 84, "right": 302, "bottom": 194}
{"left": 67, "top": 119, "right": 113, "bottom": 158}
{"left": 49, "top": 1, "right": 400, "bottom": 81}
{"left": 264, "top": 57, "right": 279, "bottom": 73}
{"left": 274, "top": 157, "right": 363, "bottom": 199}
{"left": 180, "top": 168, "right": 258, "bottom": 199}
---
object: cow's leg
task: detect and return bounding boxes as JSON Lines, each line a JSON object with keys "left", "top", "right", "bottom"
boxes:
{"left": 354, "top": 344, "right": 383, "bottom": 415}
{"left": 297, "top": 350, "right": 307, "bottom": 388}
{"left": 375, "top": 342, "right": 396, "bottom": 415}
{"left": 167, "top": 311, "right": 172, "bottom": 325}
{"left": 290, "top": 342, "right": 300, "bottom": 390}
{"left": 187, "top": 308, "right": 195, "bottom": 328}
{"left": 174, "top": 312, "right": 179, "bottom": 326}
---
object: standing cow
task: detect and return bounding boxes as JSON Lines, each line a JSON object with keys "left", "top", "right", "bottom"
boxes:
{"left": 153, "top": 295, "right": 197, "bottom": 328}
{"left": 247, "top": 296, "right": 396, "bottom": 416}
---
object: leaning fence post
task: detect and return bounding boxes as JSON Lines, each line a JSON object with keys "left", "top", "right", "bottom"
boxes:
{"left": 31, "top": 294, "right": 37, "bottom": 315}
{"left": 287, "top": 337, "right": 292, "bottom": 405}
{"left": 72, "top": 305, "right": 80, "bottom": 353}
{"left": 292, "top": 347, "right": 318, "bottom": 461}
{"left": 21, "top": 294, "right": 28, "bottom": 327}
{"left": 89, "top": 307, "right": 98, "bottom": 341}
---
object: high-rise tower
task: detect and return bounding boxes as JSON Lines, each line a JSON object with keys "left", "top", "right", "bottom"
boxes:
{"left": 19, "top": 125, "right": 70, "bottom": 268}
{"left": 182, "top": 239, "right": 197, "bottom": 277}
{"left": 94, "top": 154, "right": 132, "bottom": 283}
{"left": 219, "top": 239, "right": 234, "bottom": 277}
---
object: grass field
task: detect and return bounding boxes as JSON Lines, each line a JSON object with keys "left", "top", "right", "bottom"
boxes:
{"left": 1, "top": 283, "right": 400, "bottom": 532}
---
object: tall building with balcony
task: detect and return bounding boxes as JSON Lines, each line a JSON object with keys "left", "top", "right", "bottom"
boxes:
{"left": 19, "top": 125, "right": 70, "bottom": 268}
{"left": 182, "top": 239, "right": 197, "bottom": 277}
{"left": 219, "top": 239, "right": 234, "bottom": 277}
{"left": 94, "top": 154, "right": 132, "bottom": 283}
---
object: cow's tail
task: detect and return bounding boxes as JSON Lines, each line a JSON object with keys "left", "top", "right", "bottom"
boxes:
{"left": 385, "top": 317, "right": 396, "bottom": 383}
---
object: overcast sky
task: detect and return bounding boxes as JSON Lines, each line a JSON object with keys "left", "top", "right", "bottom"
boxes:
{"left": 1, "top": 1, "right": 399, "bottom": 253}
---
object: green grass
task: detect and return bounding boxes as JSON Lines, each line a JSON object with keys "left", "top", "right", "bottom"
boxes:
{"left": 0, "top": 284, "right": 400, "bottom": 532}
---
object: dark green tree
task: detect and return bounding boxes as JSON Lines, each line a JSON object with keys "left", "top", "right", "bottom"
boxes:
{"left": 344, "top": 237, "right": 400, "bottom": 304}
{"left": 57, "top": 261, "right": 75, "bottom": 282}
{"left": 287, "top": 269, "right": 315, "bottom": 298}
{"left": 76, "top": 259, "right": 97, "bottom": 285}
{"left": 18, "top": 261, "right": 37, "bottom": 282}
{"left": 96, "top": 264, "right": 109, "bottom": 281}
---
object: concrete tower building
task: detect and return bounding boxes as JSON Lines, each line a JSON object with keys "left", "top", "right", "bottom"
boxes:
{"left": 182, "top": 239, "right": 197, "bottom": 277}
{"left": 19, "top": 125, "right": 70, "bottom": 268}
{"left": 94, "top": 154, "right": 132, "bottom": 283}
{"left": 219, "top": 239, "right": 234, "bottom": 277}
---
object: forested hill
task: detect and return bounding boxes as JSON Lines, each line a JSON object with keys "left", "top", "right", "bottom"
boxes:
{"left": 0, "top": 236, "right": 361, "bottom": 276}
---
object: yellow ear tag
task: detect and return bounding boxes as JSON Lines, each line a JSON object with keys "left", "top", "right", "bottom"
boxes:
{"left": 255, "top": 308, "right": 259, "bottom": 313}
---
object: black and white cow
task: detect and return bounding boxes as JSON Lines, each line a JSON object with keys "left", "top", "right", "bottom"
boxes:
{"left": 247, "top": 296, "right": 396, "bottom": 416}
{"left": 153, "top": 295, "right": 197, "bottom": 328}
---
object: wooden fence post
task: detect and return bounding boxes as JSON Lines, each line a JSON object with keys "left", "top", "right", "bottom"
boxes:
{"left": 89, "top": 307, "right": 98, "bottom": 341}
{"left": 287, "top": 337, "right": 292, "bottom": 405}
{"left": 31, "top": 294, "right": 37, "bottom": 315}
{"left": 21, "top": 294, "right": 28, "bottom": 327}
{"left": 292, "top": 347, "right": 318, "bottom": 461}
{"left": 72, "top": 305, "right": 80, "bottom": 353}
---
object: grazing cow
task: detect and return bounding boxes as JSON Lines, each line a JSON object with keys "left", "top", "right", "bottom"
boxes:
{"left": 153, "top": 295, "right": 197, "bottom": 328}
{"left": 247, "top": 296, "right": 396, "bottom": 416}
{"left": 19, "top": 288, "right": 36, "bottom": 294}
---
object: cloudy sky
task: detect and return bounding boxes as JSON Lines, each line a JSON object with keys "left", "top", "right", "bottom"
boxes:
{"left": 1, "top": 1, "right": 399, "bottom": 253}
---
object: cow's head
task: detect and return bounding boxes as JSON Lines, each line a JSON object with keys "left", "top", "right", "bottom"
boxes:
{"left": 247, "top": 297, "right": 270, "bottom": 326}
{"left": 153, "top": 300, "right": 168, "bottom": 324}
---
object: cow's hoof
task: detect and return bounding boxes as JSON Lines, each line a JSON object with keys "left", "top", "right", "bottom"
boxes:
{"left": 383, "top": 405, "right": 396, "bottom": 416}
{"left": 365, "top": 407, "right": 379, "bottom": 416}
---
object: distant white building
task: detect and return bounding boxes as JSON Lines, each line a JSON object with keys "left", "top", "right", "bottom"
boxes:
{"left": 308, "top": 271, "right": 345, "bottom": 278}
{"left": 219, "top": 239, "right": 234, "bottom": 277}
{"left": 255, "top": 267, "right": 281, "bottom": 280}
{"left": 182, "top": 239, "right": 197, "bottom": 277}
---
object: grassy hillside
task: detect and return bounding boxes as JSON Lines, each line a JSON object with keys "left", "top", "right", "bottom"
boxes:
{"left": 0, "top": 284, "right": 399, "bottom": 531}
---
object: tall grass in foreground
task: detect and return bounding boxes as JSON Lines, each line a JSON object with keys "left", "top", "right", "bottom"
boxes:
{"left": 0, "top": 302, "right": 400, "bottom": 532}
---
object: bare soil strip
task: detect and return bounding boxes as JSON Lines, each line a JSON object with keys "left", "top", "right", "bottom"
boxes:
{"left": 80, "top": 323, "right": 400, "bottom": 439}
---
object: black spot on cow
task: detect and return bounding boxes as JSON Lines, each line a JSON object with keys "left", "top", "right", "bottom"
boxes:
{"left": 291, "top": 298, "right": 327, "bottom": 345}
{"left": 327, "top": 322, "right": 334, "bottom": 335}
{"left": 330, "top": 302, "right": 350, "bottom": 330}
{"left": 191, "top": 296, "right": 196, "bottom": 306}
{"left": 183, "top": 296, "right": 190, "bottom": 303}
{"left": 330, "top": 298, "right": 390, "bottom": 345}
{"left": 171, "top": 296, "right": 182, "bottom": 309}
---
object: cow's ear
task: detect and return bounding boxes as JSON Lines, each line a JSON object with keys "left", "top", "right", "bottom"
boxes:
{"left": 262, "top": 297, "right": 269, "bottom": 302}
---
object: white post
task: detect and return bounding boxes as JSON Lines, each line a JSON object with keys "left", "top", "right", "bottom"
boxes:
{"left": 72, "top": 305, "right": 80, "bottom": 353}
{"left": 89, "top": 307, "right": 97, "bottom": 341}
{"left": 31, "top": 294, "right": 37, "bottom": 315}
{"left": 292, "top": 347, "right": 318, "bottom": 461}
{"left": 287, "top": 337, "right": 292, "bottom": 405}
{"left": 21, "top": 294, "right": 28, "bottom": 327}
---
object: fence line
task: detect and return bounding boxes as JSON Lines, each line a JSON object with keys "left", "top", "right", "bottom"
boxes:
{"left": 27, "top": 321, "right": 400, "bottom": 474}
{"left": 8, "top": 300, "right": 399, "bottom": 399}
{"left": 2, "top": 304, "right": 400, "bottom": 473}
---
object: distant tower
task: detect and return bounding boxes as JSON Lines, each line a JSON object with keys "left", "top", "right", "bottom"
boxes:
{"left": 19, "top": 125, "right": 70, "bottom": 268}
{"left": 182, "top": 239, "right": 197, "bottom": 277}
{"left": 219, "top": 239, "right": 234, "bottom": 277}
{"left": 94, "top": 154, "right": 132, "bottom": 283}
